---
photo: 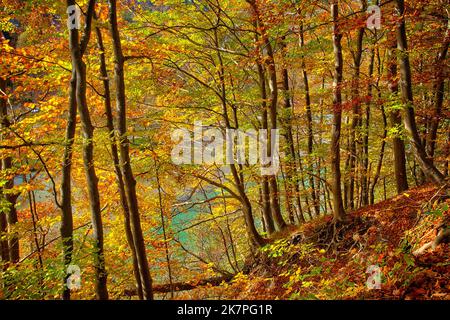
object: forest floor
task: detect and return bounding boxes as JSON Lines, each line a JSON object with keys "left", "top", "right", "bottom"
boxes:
{"left": 179, "top": 185, "right": 450, "bottom": 300}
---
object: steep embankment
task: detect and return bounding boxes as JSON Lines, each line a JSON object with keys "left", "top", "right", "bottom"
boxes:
{"left": 183, "top": 185, "right": 450, "bottom": 300}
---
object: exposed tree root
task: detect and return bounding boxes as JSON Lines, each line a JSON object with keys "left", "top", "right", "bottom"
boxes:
{"left": 413, "top": 184, "right": 450, "bottom": 256}
{"left": 413, "top": 223, "right": 450, "bottom": 256}
{"left": 306, "top": 216, "right": 375, "bottom": 254}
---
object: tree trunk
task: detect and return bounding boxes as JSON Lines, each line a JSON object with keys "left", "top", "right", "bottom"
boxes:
{"left": 281, "top": 166, "right": 295, "bottom": 224}
{"left": 445, "top": 131, "right": 450, "bottom": 176}
{"left": 330, "top": 1, "right": 346, "bottom": 221}
{"left": 297, "top": 155, "right": 313, "bottom": 220}
{"left": 426, "top": 29, "right": 449, "bottom": 162}
{"left": 241, "top": 194, "right": 265, "bottom": 247}
{"left": 347, "top": 14, "right": 365, "bottom": 211}
{"left": 247, "top": 0, "right": 286, "bottom": 230}
{"left": 0, "top": 160, "right": 8, "bottom": 264}
{"left": 213, "top": 23, "right": 264, "bottom": 248}
{"left": 59, "top": 68, "right": 77, "bottom": 300}
{"left": 370, "top": 51, "right": 387, "bottom": 205}
{"left": 94, "top": 23, "right": 143, "bottom": 299}
{"left": 370, "top": 104, "right": 387, "bottom": 205}
{"left": 265, "top": 34, "right": 285, "bottom": 230}
{"left": 395, "top": 0, "right": 445, "bottom": 185}
{"left": 387, "top": 34, "right": 409, "bottom": 193}
{"left": 0, "top": 67, "right": 19, "bottom": 265}
{"left": 280, "top": 36, "right": 303, "bottom": 224}
{"left": 300, "top": 23, "right": 320, "bottom": 217}
{"left": 67, "top": 0, "right": 108, "bottom": 300}
{"left": 156, "top": 163, "right": 174, "bottom": 298}
{"left": 361, "top": 48, "right": 374, "bottom": 207}
{"left": 108, "top": 0, "right": 153, "bottom": 299}
{"left": 256, "top": 56, "right": 276, "bottom": 234}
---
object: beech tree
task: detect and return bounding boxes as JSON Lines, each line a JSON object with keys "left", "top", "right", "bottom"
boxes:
{"left": 66, "top": 0, "right": 108, "bottom": 299}
{"left": 0, "top": 0, "right": 448, "bottom": 301}
{"left": 107, "top": 0, "right": 154, "bottom": 300}
{"left": 395, "top": 0, "right": 446, "bottom": 186}
{"left": 330, "top": 0, "right": 346, "bottom": 221}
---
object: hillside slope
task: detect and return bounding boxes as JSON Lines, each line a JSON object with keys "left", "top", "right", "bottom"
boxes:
{"left": 182, "top": 185, "right": 450, "bottom": 300}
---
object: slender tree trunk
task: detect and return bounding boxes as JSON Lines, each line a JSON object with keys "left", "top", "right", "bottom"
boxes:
{"left": 427, "top": 30, "right": 449, "bottom": 162}
{"left": 0, "top": 31, "right": 20, "bottom": 265}
{"left": 330, "top": 1, "right": 346, "bottom": 221}
{"left": 280, "top": 165, "right": 294, "bottom": 224}
{"left": 317, "top": 79, "right": 326, "bottom": 215}
{"left": 260, "top": 179, "right": 275, "bottom": 234}
{"left": 259, "top": 188, "right": 267, "bottom": 233}
{"left": 241, "top": 194, "right": 265, "bottom": 247}
{"left": 76, "top": 42, "right": 109, "bottom": 302}
{"left": 298, "top": 156, "right": 313, "bottom": 220}
{"left": 256, "top": 56, "right": 276, "bottom": 234}
{"left": 370, "top": 104, "right": 387, "bottom": 205}
{"left": 24, "top": 175, "right": 43, "bottom": 270}
{"left": 201, "top": 185, "right": 237, "bottom": 274}
{"left": 294, "top": 129, "right": 307, "bottom": 222}
{"left": 355, "top": 164, "right": 361, "bottom": 208}
{"left": 387, "top": 34, "right": 409, "bottom": 193}
{"left": 94, "top": 23, "right": 143, "bottom": 299}
{"left": 221, "top": 191, "right": 239, "bottom": 271}
{"left": 323, "top": 167, "right": 333, "bottom": 214}
{"left": 347, "top": 14, "right": 365, "bottom": 211}
{"left": 0, "top": 197, "right": 8, "bottom": 265}
{"left": 280, "top": 36, "right": 296, "bottom": 223}
{"left": 0, "top": 74, "right": 19, "bottom": 265}
{"left": 108, "top": 0, "right": 153, "bottom": 300}
{"left": 390, "top": 111, "right": 409, "bottom": 192}
{"left": 300, "top": 23, "right": 320, "bottom": 217}
{"left": 67, "top": 0, "right": 108, "bottom": 300}
{"left": 60, "top": 68, "right": 77, "bottom": 300}
{"left": 265, "top": 35, "right": 285, "bottom": 230}
{"left": 211, "top": 26, "right": 264, "bottom": 248}
{"left": 395, "top": 0, "right": 445, "bottom": 185}
{"left": 445, "top": 131, "right": 450, "bottom": 176}
{"left": 0, "top": 161, "right": 8, "bottom": 266}
{"left": 344, "top": 116, "right": 350, "bottom": 209}
{"left": 361, "top": 48, "right": 375, "bottom": 206}
{"left": 247, "top": 0, "right": 286, "bottom": 230}
{"left": 370, "top": 51, "right": 387, "bottom": 204}
{"left": 156, "top": 163, "right": 174, "bottom": 299}
{"left": 280, "top": 36, "right": 304, "bottom": 224}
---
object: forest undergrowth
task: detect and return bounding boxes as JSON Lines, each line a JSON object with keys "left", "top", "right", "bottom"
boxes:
{"left": 177, "top": 185, "right": 450, "bottom": 300}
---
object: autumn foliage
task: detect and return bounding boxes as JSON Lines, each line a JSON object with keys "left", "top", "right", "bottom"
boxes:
{"left": 0, "top": 0, "right": 448, "bottom": 300}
